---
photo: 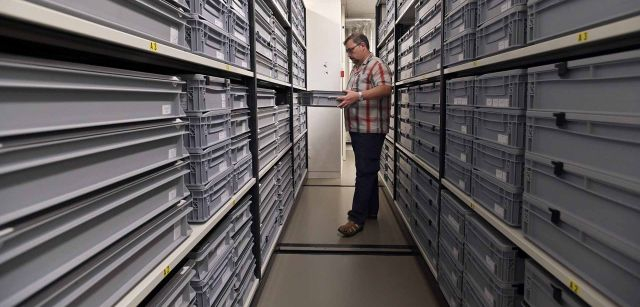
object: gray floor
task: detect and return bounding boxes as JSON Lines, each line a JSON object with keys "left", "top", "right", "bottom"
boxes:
{"left": 252, "top": 147, "right": 446, "bottom": 307}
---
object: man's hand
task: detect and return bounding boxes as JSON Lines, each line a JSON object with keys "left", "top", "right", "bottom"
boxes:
{"left": 336, "top": 90, "right": 359, "bottom": 108}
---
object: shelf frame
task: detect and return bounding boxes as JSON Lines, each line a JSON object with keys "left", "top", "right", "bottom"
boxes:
{"left": 257, "top": 74, "right": 292, "bottom": 88}
{"left": 395, "top": 0, "right": 416, "bottom": 26}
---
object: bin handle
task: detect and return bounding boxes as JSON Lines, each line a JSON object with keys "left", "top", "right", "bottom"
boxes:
{"left": 548, "top": 208, "right": 561, "bottom": 225}
{"left": 550, "top": 284, "right": 564, "bottom": 304}
{"left": 555, "top": 62, "right": 569, "bottom": 78}
{"left": 552, "top": 112, "right": 567, "bottom": 128}
{"left": 551, "top": 161, "right": 564, "bottom": 177}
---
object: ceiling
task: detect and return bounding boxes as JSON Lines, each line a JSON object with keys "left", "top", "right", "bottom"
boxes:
{"left": 343, "top": 0, "right": 376, "bottom": 18}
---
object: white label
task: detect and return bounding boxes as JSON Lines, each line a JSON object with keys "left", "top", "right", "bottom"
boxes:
{"left": 162, "top": 104, "right": 172, "bottom": 115}
{"left": 216, "top": 51, "right": 224, "bottom": 60}
{"left": 487, "top": 97, "right": 510, "bottom": 107}
{"left": 460, "top": 153, "right": 467, "bottom": 163}
{"left": 459, "top": 25, "right": 465, "bottom": 34}
{"left": 496, "top": 169, "right": 507, "bottom": 182}
{"left": 168, "top": 148, "right": 177, "bottom": 159}
{"left": 501, "top": 2, "right": 512, "bottom": 12}
{"left": 214, "top": 19, "right": 224, "bottom": 29}
{"left": 235, "top": 32, "right": 246, "bottom": 43}
{"left": 454, "top": 97, "right": 468, "bottom": 105}
{"left": 447, "top": 215, "right": 460, "bottom": 233}
{"left": 494, "top": 203, "right": 506, "bottom": 218}
{"left": 219, "top": 131, "right": 226, "bottom": 139}
{"left": 244, "top": 147, "right": 248, "bottom": 155}
{"left": 485, "top": 255, "right": 496, "bottom": 272}
{"left": 452, "top": 247, "right": 459, "bottom": 260}
{"left": 170, "top": 27, "right": 179, "bottom": 44}
{"left": 222, "top": 190, "right": 230, "bottom": 200}
{"left": 241, "top": 61, "right": 247, "bottom": 67}
{"left": 168, "top": 189, "right": 177, "bottom": 201}
{"left": 484, "top": 287, "right": 495, "bottom": 306}
{"left": 180, "top": 266, "right": 189, "bottom": 275}
{"left": 458, "top": 180, "right": 465, "bottom": 190}
{"left": 0, "top": 143, "right": 3, "bottom": 148}
{"left": 498, "top": 39, "right": 510, "bottom": 51}
{"left": 461, "top": 125, "right": 468, "bottom": 134}
{"left": 458, "top": 53, "right": 464, "bottom": 61}
{"left": 437, "top": 63, "right": 441, "bottom": 69}
{"left": 497, "top": 134, "right": 509, "bottom": 144}
{"left": 173, "top": 223, "right": 181, "bottom": 240}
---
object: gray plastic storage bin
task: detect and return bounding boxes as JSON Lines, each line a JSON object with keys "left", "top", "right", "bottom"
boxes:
{"left": 188, "top": 0, "right": 227, "bottom": 31}
{"left": 277, "top": 135, "right": 292, "bottom": 154}
{"left": 256, "top": 88, "right": 276, "bottom": 108}
{"left": 399, "top": 63, "right": 415, "bottom": 80}
{"left": 414, "top": 121, "right": 440, "bottom": 149}
{"left": 524, "top": 152, "right": 640, "bottom": 251}
{"left": 233, "top": 156, "right": 253, "bottom": 193}
{"left": 400, "top": 49, "right": 415, "bottom": 68}
{"left": 438, "top": 268, "right": 464, "bottom": 307}
{"left": 446, "top": 130, "right": 474, "bottom": 164}
{"left": 187, "top": 139, "right": 232, "bottom": 187}
{"left": 146, "top": 260, "right": 196, "bottom": 307}
{"left": 417, "top": 0, "right": 443, "bottom": 39}
{"left": 523, "top": 259, "right": 588, "bottom": 307}
{"left": 230, "top": 109, "right": 250, "bottom": 137}
{"left": 415, "top": 47, "right": 443, "bottom": 76}
{"left": 257, "top": 107, "right": 278, "bottom": 129}
{"left": 414, "top": 195, "right": 439, "bottom": 239}
{"left": 444, "top": 0, "right": 478, "bottom": 40}
{"left": 446, "top": 106, "right": 474, "bottom": 135}
{"left": 0, "top": 163, "right": 189, "bottom": 305}
{"left": 476, "top": 5, "right": 527, "bottom": 57}
{"left": 277, "top": 122, "right": 290, "bottom": 142}
{"left": 413, "top": 103, "right": 441, "bottom": 126}
{"left": 0, "top": 55, "right": 186, "bottom": 137}
{"left": 234, "top": 264, "right": 257, "bottom": 306}
{"left": 399, "top": 26, "right": 416, "bottom": 55}
{"left": 527, "top": 110, "right": 640, "bottom": 182}
{"left": 414, "top": 164, "right": 440, "bottom": 215}
{"left": 256, "top": 53, "right": 275, "bottom": 78}
{"left": 400, "top": 103, "right": 411, "bottom": 120}
{"left": 188, "top": 218, "right": 232, "bottom": 282}
{"left": 228, "top": 10, "right": 249, "bottom": 45}
{"left": 230, "top": 133, "right": 250, "bottom": 164}
{"left": 300, "top": 90, "right": 343, "bottom": 107}
{"left": 464, "top": 251, "right": 524, "bottom": 307}
{"left": 527, "top": 0, "right": 640, "bottom": 43}
{"left": 473, "top": 139, "right": 524, "bottom": 187}
{"left": 445, "top": 156, "right": 473, "bottom": 194}
{"left": 470, "top": 170, "right": 523, "bottom": 226}
{"left": 18, "top": 202, "right": 192, "bottom": 307}
{"left": 447, "top": 76, "right": 475, "bottom": 106}
{"left": 0, "top": 121, "right": 187, "bottom": 226}
{"left": 185, "top": 109, "right": 232, "bottom": 153}
{"left": 277, "top": 106, "right": 290, "bottom": 122}
{"left": 232, "top": 223, "right": 253, "bottom": 265}
{"left": 192, "top": 252, "right": 235, "bottom": 307}
{"left": 400, "top": 118, "right": 414, "bottom": 136}
{"left": 258, "top": 124, "right": 278, "bottom": 150}
{"left": 256, "top": 31, "right": 274, "bottom": 59}
{"left": 399, "top": 132, "right": 414, "bottom": 151}
{"left": 32, "top": 0, "right": 189, "bottom": 48}
{"left": 465, "top": 215, "right": 525, "bottom": 283}
{"left": 476, "top": 69, "right": 527, "bottom": 108}
{"left": 259, "top": 140, "right": 278, "bottom": 171}
{"left": 183, "top": 75, "right": 229, "bottom": 115}
{"left": 477, "top": 0, "right": 527, "bottom": 25}
{"left": 522, "top": 194, "right": 640, "bottom": 307}
{"left": 229, "top": 84, "right": 249, "bottom": 110}
{"left": 414, "top": 212, "right": 440, "bottom": 267}
{"left": 414, "top": 82, "right": 441, "bottom": 105}
{"left": 415, "top": 24, "right": 442, "bottom": 62}
{"left": 229, "top": 195, "right": 252, "bottom": 236}
{"left": 188, "top": 19, "right": 229, "bottom": 62}
{"left": 189, "top": 169, "right": 233, "bottom": 222}
{"left": 416, "top": 0, "right": 439, "bottom": 20}
{"left": 230, "top": 0, "right": 249, "bottom": 23}
{"left": 444, "top": 29, "right": 476, "bottom": 66}
{"left": 274, "top": 19, "right": 287, "bottom": 45}
{"left": 526, "top": 50, "right": 640, "bottom": 114}
{"left": 441, "top": 190, "right": 474, "bottom": 241}
{"left": 474, "top": 108, "right": 525, "bottom": 148}
{"left": 440, "top": 217, "right": 466, "bottom": 270}
{"left": 414, "top": 137, "right": 440, "bottom": 171}
{"left": 229, "top": 38, "right": 250, "bottom": 69}
{"left": 255, "top": 0, "right": 273, "bottom": 23}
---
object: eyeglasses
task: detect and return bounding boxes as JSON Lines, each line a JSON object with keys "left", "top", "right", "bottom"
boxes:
{"left": 345, "top": 44, "right": 361, "bottom": 54}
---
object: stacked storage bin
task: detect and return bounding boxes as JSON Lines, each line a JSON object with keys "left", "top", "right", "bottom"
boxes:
{"left": 183, "top": 75, "right": 240, "bottom": 223}
{"left": 523, "top": 259, "right": 588, "bottom": 307}
{"left": 293, "top": 37, "right": 307, "bottom": 87}
{"left": 443, "top": 0, "right": 476, "bottom": 66}
{"left": 398, "top": 26, "right": 416, "bottom": 80}
{"left": 385, "top": 36, "right": 396, "bottom": 80}
{"left": 415, "top": 0, "right": 443, "bottom": 75}
{"left": 397, "top": 87, "right": 413, "bottom": 151}
{"left": 388, "top": 92, "right": 396, "bottom": 140}
{"left": 291, "top": 0, "right": 307, "bottom": 44}
{"left": 412, "top": 82, "right": 441, "bottom": 171}
{"left": 380, "top": 138, "right": 395, "bottom": 190}
{"left": 437, "top": 191, "right": 474, "bottom": 307}
{"left": 471, "top": 69, "right": 527, "bottom": 226}
{"left": 412, "top": 159, "right": 440, "bottom": 268}
{"left": 274, "top": 17, "right": 290, "bottom": 82}
{"left": 293, "top": 94, "right": 309, "bottom": 191}
{"left": 378, "top": 0, "right": 395, "bottom": 40}
{"left": 147, "top": 260, "right": 197, "bottom": 306}
{"left": 475, "top": 0, "right": 527, "bottom": 58}
{"left": 276, "top": 104, "right": 291, "bottom": 153}
{"left": 522, "top": 50, "right": 640, "bottom": 306}
{"left": 257, "top": 88, "right": 279, "bottom": 171}
{"left": 273, "top": 0, "right": 289, "bottom": 17}
{"left": 395, "top": 150, "right": 414, "bottom": 221}
{"left": 227, "top": 0, "right": 251, "bottom": 69}
{"left": 255, "top": 0, "right": 277, "bottom": 78}
{"left": 0, "top": 55, "right": 193, "bottom": 306}
{"left": 463, "top": 216, "right": 525, "bottom": 306}
{"left": 277, "top": 152, "right": 295, "bottom": 228}
{"left": 445, "top": 76, "right": 474, "bottom": 194}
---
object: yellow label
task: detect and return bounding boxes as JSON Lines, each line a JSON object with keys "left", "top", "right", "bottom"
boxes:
{"left": 163, "top": 265, "right": 171, "bottom": 276}
{"left": 473, "top": 61, "right": 479, "bottom": 67}
{"left": 577, "top": 32, "right": 589, "bottom": 42}
{"left": 226, "top": 64, "right": 231, "bottom": 71}
{"left": 149, "top": 41, "right": 159, "bottom": 52}
{"left": 569, "top": 281, "right": 580, "bottom": 294}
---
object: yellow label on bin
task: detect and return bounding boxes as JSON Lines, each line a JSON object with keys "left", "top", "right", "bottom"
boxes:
{"left": 577, "top": 32, "right": 589, "bottom": 42}
{"left": 163, "top": 266, "right": 171, "bottom": 276}
{"left": 569, "top": 280, "right": 580, "bottom": 294}
{"left": 149, "top": 41, "right": 159, "bottom": 52}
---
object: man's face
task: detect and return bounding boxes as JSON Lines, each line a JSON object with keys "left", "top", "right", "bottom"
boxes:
{"left": 345, "top": 40, "right": 367, "bottom": 63}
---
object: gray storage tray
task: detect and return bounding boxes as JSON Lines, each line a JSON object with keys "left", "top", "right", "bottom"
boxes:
{"left": 256, "top": 88, "right": 276, "bottom": 108}
{"left": 414, "top": 193, "right": 439, "bottom": 240}
{"left": 473, "top": 139, "right": 524, "bottom": 187}
{"left": 255, "top": 0, "right": 273, "bottom": 26}
{"left": 446, "top": 130, "right": 474, "bottom": 164}
{"left": 527, "top": 0, "right": 640, "bottom": 43}
{"left": 414, "top": 82, "right": 441, "bottom": 105}
{"left": 439, "top": 216, "right": 466, "bottom": 270}
{"left": 464, "top": 250, "right": 524, "bottom": 307}
{"left": 0, "top": 55, "right": 186, "bottom": 137}
{"left": 186, "top": 139, "right": 232, "bottom": 187}
{"left": 414, "top": 163, "right": 440, "bottom": 215}
{"left": 189, "top": 169, "right": 234, "bottom": 222}
{"left": 444, "top": 29, "right": 476, "bottom": 66}
{"left": 399, "top": 131, "right": 414, "bottom": 152}
{"left": 413, "top": 103, "right": 441, "bottom": 126}
{"left": 414, "top": 120, "right": 441, "bottom": 149}
{"left": 229, "top": 38, "right": 250, "bottom": 69}
{"left": 20, "top": 201, "right": 192, "bottom": 307}
{"left": 229, "top": 195, "right": 252, "bottom": 236}
{"left": 31, "top": 0, "right": 189, "bottom": 48}
{"left": 400, "top": 118, "right": 414, "bottom": 136}
{"left": 526, "top": 110, "right": 640, "bottom": 183}
{"left": 414, "top": 211, "right": 439, "bottom": 267}
{"left": 188, "top": 18, "right": 229, "bottom": 62}
{"left": 524, "top": 151, "right": 640, "bottom": 253}
{"left": 447, "top": 76, "right": 475, "bottom": 106}
{"left": 0, "top": 163, "right": 189, "bottom": 306}
{"left": 192, "top": 252, "right": 235, "bottom": 307}
{"left": 232, "top": 221, "right": 253, "bottom": 263}
{"left": 526, "top": 50, "right": 640, "bottom": 114}
{"left": 399, "top": 26, "right": 416, "bottom": 55}
{"left": 415, "top": 47, "right": 443, "bottom": 76}
{"left": 188, "top": 218, "right": 232, "bottom": 282}
{"left": 477, "top": 0, "right": 527, "bottom": 25}
{"left": 229, "top": 84, "right": 249, "bottom": 110}
{"left": 256, "top": 53, "right": 275, "bottom": 78}
{"left": 258, "top": 140, "right": 278, "bottom": 171}
{"left": 183, "top": 74, "right": 229, "bottom": 115}
{"left": 474, "top": 107, "right": 526, "bottom": 148}
{"left": 522, "top": 193, "right": 640, "bottom": 307}
{"left": 445, "top": 155, "right": 472, "bottom": 194}
{"left": 437, "top": 266, "right": 464, "bottom": 307}
{"left": 415, "top": 24, "right": 442, "bottom": 61}
{"left": 470, "top": 169, "right": 523, "bottom": 226}
{"left": 231, "top": 109, "right": 250, "bottom": 137}
{"left": 417, "top": 0, "right": 443, "bottom": 39}
{"left": 258, "top": 124, "right": 278, "bottom": 150}
{"left": 256, "top": 30, "right": 274, "bottom": 59}
{"left": 233, "top": 156, "right": 253, "bottom": 193}
{"left": 277, "top": 106, "right": 290, "bottom": 122}
{"left": 446, "top": 106, "right": 474, "bottom": 135}
{"left": 188, "top": 0, "right": 227, "bottom": 32}
{"left": 0, "top": 121, "right": 187, "bottom": 226}
{"left": 523, "top": 259, "right": 588, "bottom": 307}
{"left": 145, "top": 259, "right": 196, "bottom": 307}
{"left": 441, "top": 189, "right": 474, "bottom": 241}
{"left": 277, "top": 136, "right": 292, "bottom": 154}
{"left": 444, "top": 0, "right": 478, "bottom": 40}
{"left": 414, "top": 137, "right": 441, "bottom": 171}
{"left": 399, "top": 63, "right": 414, "bottom": 80}
{"left": 228, "top": 10, "right": 249, "bottom": 45}
{"left": 465, "top": 215, "right": 525, "bottom": 283}
{"left": 475, "top": 69, "right": 527, "bottom": 109}
{"left": 257, "top": 107, "right": 278, "bottom": 129}
{"left": 476, "top": 5, "right": 527, "bottom": 58}
{"left": 231, "top": 133, "right": 251, "bottom": 165}
{"left": 185, "top": 109, "right": 232, "bottom": 153}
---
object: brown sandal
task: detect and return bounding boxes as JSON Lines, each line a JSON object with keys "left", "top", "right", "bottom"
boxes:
{"left": 338, "top": 221, "right": 364, "bottom": 237}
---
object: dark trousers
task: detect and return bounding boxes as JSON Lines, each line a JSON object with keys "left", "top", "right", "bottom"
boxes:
{"left": 348, "top": 132, "right": 386, "bottom": 225}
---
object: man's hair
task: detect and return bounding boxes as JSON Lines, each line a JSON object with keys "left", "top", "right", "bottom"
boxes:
{"left": 344, "top": 33, "right": 370, "bottom": 50}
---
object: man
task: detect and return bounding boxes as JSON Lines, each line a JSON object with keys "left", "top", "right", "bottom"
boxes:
{"left": 336, "top": 33, "right": 392, "bottom": 237}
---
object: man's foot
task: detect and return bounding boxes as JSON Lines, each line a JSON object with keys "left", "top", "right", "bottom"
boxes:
{"left": 338, "top": 221, "right": 364, "bottom": 237}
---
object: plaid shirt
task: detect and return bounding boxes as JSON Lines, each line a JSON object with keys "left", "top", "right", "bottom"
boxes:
{"left": 345, "top": 53, "right": 392, "bottom": 134}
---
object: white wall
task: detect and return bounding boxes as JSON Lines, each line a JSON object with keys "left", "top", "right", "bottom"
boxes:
{"left": 306, "top": 0, "right": 344, "bottom": 178}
